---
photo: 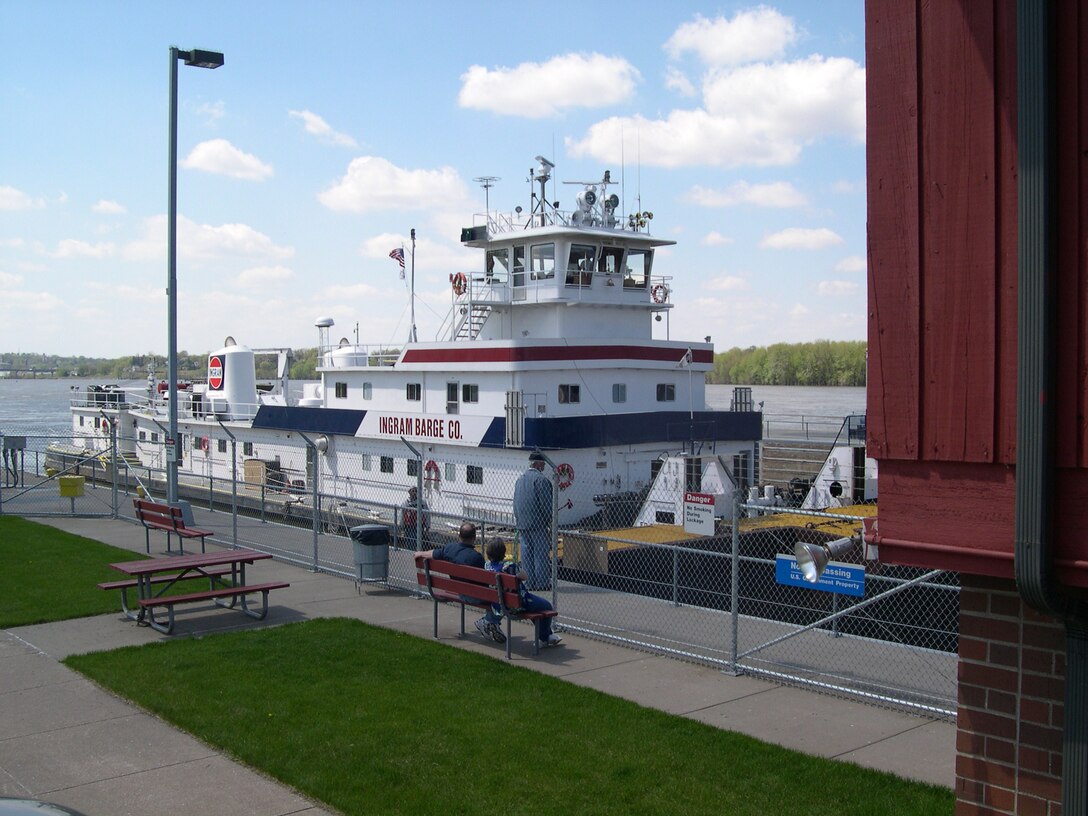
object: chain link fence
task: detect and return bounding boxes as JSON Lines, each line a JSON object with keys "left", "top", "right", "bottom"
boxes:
{"left": 2, "top": 425, "right": 958, "bottom": 718}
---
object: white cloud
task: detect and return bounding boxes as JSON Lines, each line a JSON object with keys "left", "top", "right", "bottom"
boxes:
{"left": 181, "top": 139, "right": 274, "bottom": 181}
{"left": 686, "top": 181, "right": 806, "bottom": 208}
{"left": 832, "top": 179, "right": 862, "bottom": 194}
{"left": 122, "top": 215, "right": 294, "bottom": 263}
{"left": 703, "top": 56, "right": 866, "bottom": 143}
{"left": 92, "top": 199, "right": 126, "bottom": 215}
{"left": 701, "top": 231, "right": 733, "bottom": 246}
{"left": 459, "top": 53, "right": 640, "bottom": 118}
{"left": 0, "top": 185, "right": 44, "bottom": 210}
{"left": 760, "top": 227, "right": 843, "bottom": 250}
{"left": 834, "top": 255, "right": 866, "bottom": 273}
{"left": 319, "top": 156, "right": 468, "bottom": 213}
{"left": 665, "top": 8, "right": 798, "bottom": 66}
{"left": 664, "top": 67, "right": 696, "bottom": 97}
{"left": 790, "top": 303, "right": 811, "bottom": 317}
{"left": 705, "top": 275, "right": 747, "bottom": 291}
{"left": 0, "top": 238, "right": 25, "bottom": 248}
{"left": 195, "top": 100, "right": 225, "bottom": 122}
{"left": 237, "top": 265, "right": 294, "bottom": 286}
{"left": 0, "top": 271, "right": 24, "bottom": 286}
{"left": 289, "top": 110, "right": 357, "bottom": 147}
{"left": 818, "top": 280, "right": 860, "bottom": 296}
{"left": 51, "top": 239, "right": 115, "bottom": 258}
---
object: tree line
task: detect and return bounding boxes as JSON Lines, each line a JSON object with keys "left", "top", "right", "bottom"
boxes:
{"left": 4, "top": 340, "right": 866, "bottom": 387}
{"left": 708, "top": 340, "right": 867, "bottom": 386}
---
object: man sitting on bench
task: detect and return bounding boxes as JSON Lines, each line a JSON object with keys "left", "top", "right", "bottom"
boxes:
{"left": 419, "top": 522, "right": 502, "bottom": 643}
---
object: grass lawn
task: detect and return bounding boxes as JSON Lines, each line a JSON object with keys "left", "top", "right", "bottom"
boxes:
{"left": 0, "top": 516, "right": 147, "bottom": 627}
{"left": 66, "top": 618, "right": 954, "bottom": 816}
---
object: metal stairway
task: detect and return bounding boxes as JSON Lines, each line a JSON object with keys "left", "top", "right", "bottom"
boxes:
{"left": 455, "top": 304, "right": 492, "bottom": 340}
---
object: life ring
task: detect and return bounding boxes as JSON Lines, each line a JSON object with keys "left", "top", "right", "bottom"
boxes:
{"left": 423, "top": 459, "right": 441, "bottom": 484}
{"left": 200, "top": 436, "right": 210, "bottom": 452}
{"left": 556, "top": 462, "right": 575, "bottom": 490}
{"left": 101, "top": 418, "right": 112, "bottom": 434}
{"left": 651, "top": 284, "right": 668, "bottom": 304}
{"left": 451, "top": 272, "right": 467, "bottom": 296}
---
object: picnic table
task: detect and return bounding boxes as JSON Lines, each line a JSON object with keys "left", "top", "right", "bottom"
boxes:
{"left": 104, "top": 549, "right": 289, "bottom": 634}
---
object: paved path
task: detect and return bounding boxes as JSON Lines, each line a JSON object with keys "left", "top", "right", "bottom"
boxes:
{"left": 1, "top": 517, "right": 955, "bottom": 815}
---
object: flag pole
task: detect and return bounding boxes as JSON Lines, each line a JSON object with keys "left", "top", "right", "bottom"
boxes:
{"left": 409, "top": 228, "right": 417, "bottom": 342}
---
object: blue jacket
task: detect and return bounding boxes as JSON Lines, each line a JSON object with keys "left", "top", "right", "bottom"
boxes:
{"left": 512, "top": 466, "right": 552, "bottom": 531}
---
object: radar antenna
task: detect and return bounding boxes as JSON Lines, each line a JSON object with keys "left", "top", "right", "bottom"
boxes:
{"left": 473, "top": 176, "right": 500, "bottom": 233}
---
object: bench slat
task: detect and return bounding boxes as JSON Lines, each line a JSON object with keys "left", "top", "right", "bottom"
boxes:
{"left": 133, "top": 498, "right": 212, "bottom": 554}
{"left": 137, "top": 581, "right": 290, "bottom": 608}
{"left": 97, "top": 567, "right": 233, "bottom": 591}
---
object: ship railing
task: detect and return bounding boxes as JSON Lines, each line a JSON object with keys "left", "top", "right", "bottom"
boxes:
{"left": 319, "top": 344, "right": 401, "bottom": 368}
{"left": 473, "top": 206, "right": 652, "bottom": 236}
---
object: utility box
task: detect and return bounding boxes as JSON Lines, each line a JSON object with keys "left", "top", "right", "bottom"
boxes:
{"left": 350, "top": 524, "right": 390, "bottom": 582}
{"left": 58, "top": 475, "right": 86, "bottom": 497}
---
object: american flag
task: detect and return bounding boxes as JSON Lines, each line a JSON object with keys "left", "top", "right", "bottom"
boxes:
{"left": 389, "top": 247, "right": 405, "bottom": 278}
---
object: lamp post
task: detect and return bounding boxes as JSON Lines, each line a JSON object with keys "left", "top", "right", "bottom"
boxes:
{"left": 167, "top": 46, "right": 224, "bottom": 505}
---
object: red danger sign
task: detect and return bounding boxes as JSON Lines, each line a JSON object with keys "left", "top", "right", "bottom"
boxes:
{"left": 208, "top": 355, "right": 224, "bottom": 390}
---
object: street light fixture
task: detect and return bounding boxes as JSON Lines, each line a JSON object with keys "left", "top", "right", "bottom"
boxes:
{"left": 167, "top": 46, "right": 224, "bottom": 505}
{"left": 794, "top": 536, "right": 858, "bottom": 583}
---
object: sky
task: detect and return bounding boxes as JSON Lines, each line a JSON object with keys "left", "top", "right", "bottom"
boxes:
{"left": 0, "top": 1, "right": 866, "bottom": 360}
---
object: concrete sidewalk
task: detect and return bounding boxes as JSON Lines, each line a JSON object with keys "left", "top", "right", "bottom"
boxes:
{"left": 1, "top": 517, "right": 955, "bottom": 815}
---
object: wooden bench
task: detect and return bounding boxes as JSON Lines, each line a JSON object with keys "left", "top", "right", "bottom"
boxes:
{"left": 414, "top": 555, "right": 557, "bottom": 658}
{"left": 133, "top": 498, "right": 214, "bottom": 554}
{"left": 137, "top": 581, "right": 290, "bottom": 635}
{"left": 98, "top": 567, "right": 234, "bottom": 618}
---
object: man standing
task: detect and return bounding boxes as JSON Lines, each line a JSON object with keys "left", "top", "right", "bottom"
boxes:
{"left": 513, "top": 451, "right": 553, "bottom": 590}
{"left": 400, "top": 486, "right": 430, "bottom": 549}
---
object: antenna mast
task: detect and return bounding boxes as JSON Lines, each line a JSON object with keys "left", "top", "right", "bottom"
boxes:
{"left": 409, "top": 228, "right": 417, "bottom": 343}
{"left": 473, "top": 176, "right": 500, "bottom": 233}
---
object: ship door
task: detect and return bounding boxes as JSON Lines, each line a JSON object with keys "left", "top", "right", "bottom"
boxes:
{"left": 512, "top": 245, "right": 526, "bottom": 302}
{"left": 505, "top": 390, "right": 525, "bottom": 447}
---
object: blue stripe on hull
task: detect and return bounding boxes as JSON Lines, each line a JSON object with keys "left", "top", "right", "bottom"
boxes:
{"left": 252, "top": 406, "right": 761, "bottom": 449}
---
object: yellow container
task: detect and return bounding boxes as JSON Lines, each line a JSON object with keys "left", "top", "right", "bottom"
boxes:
{"left": 58, "top": 475, "right": 86, "bottom": 498}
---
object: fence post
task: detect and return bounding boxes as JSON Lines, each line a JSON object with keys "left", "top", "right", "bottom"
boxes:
{"left": 729, "top": 492, "right": 740, "bottom": 675}
{"left": 672, "top": 547, "right": 680, "bottom": 607}
{"left": 110, "top": 425, "right": 119, "bottom": 518}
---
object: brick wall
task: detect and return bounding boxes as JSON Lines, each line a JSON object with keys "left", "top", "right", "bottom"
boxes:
{"left": 956, "top": 575, "right": 1066, "bottom": 815}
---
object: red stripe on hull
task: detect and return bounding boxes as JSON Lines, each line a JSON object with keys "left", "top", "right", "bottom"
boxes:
{"left": 400, "top": 346, "right": 712, "bottom": 364}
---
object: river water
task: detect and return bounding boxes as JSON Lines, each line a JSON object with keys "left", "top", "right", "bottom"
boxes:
{"left": 0, "top": 378, "right": 865, "bottom": 440}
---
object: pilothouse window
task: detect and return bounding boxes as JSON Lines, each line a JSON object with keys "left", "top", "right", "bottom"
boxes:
{"left": 600, "top": 246, "right": 623, "bottom": 276}
{"left": 486, "top": 248, "right": 509, "bottom": 282}
{"left": 530, "top": 243, "right": 555, "bottom": 280}
{"left": 565, "top": 244, "right": 596, "bottom": 286}
{"left": 624, "top": 248, "right": 651, "bottom": 289}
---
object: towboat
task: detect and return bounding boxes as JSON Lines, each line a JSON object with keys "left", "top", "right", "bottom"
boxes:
{"left": 68, "top": 157, "right": 763, "bottom": 527}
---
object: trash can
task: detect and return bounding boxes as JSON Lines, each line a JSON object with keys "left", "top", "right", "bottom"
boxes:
{"left": 350, "top": 524, "right": 390, "bottom": 582}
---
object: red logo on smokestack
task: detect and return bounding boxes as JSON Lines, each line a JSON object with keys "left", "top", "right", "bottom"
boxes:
{"left": 208, "top": 356, "right": 224, "bottom": 390}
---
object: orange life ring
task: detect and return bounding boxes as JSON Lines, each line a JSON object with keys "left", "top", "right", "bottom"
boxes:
{"left": 651, "top": 284, "right": 668, "bottom": 303}
{"left": 200, "top": 436, "right": 210, "bottom": 452}
{"left": 556, "top": 462, "right": 575, "bottom": 490}
{"left": 451, "top": 272, "right": 467, "bottom": 296}
{"left": 423, "top": 459, "right": 441, "bottom": 483}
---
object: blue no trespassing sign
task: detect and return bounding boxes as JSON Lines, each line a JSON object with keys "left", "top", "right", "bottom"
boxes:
{"left": 775, "top": 554, "right": 865, "bottom": 598}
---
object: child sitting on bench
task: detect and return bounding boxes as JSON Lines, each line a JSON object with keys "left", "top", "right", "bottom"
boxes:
{"left": 480, "top": 540, "right": 562, "bottom": 647}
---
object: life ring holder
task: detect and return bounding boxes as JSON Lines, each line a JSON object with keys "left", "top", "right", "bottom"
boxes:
{"left": 423, "top": 459, "right": 441, "bottom": 485}
{"left": 651, "top": 284, "right": 669, "bottom": 304}
{"left": 451, "top": 272, "right": 468, "bottom": 296}
{"left": 556, "top": 462, "right": 575, "bottom": 490}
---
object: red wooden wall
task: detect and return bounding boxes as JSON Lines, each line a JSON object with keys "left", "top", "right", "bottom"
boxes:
{"left": 866, "top": 0, "right": 1088, "bottom": 588}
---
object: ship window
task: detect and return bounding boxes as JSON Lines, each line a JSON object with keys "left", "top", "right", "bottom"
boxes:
{"left": 335, "top": 382, "right": 348, "bottom": 399}
{"left": 600, "top": 246, "right": 623, "bottom": 276}
{"left": 139, "top": 430, "right": 146, "bottom": 441}
{"left": 406, "top": 383, "right": 421, "bottom": 401}
{"left": 446, "top": 382, "right": 459, "bottom": 414}
{"left": 612, "top": 383, "right": 627, "bottom": 403}
{"left": 362, "top": 454, "right": 372, "bottom": 471}
{"left": 462, "top": 384, "right": 479, "bottom": 403}
{"left": 243, "top": 442, "right": 253, "bottom": 456}
{"left": 407, "top": 459, "right": 419, "bottom": 477}
{"left": 467, "top": 464, "right": 483, "bottom": 484}
{"left": 79, "top": 416, "right": 85, "bottom": 427}
{"left": 558, "top": 384, "right": 580, "bottom": 404}
{"left": 624, "top": 248, "right": 651, "bottom": 289}
{"left": 530, "top": 243, "right": 555, "bottom": 280}
{"left": 380, "top": 456, "right": 394, "bottom": 474}
{"left": 218, "top": 439, "right": 227, "bottom": 453}
{"left": 151, "top": 432, "right": 159, "bottom": 443}
{"left": 362, "top": 382, "right": 372, "bottom": 400}
{"left": 656, "top": 383, "right": 676, "bottom": 402}
{"left": 565, "top": 244, "right": 596, "bottom": 286}
{"left": 486, "top": 247, "right": 509, "bottom": 282}
{"left": 445, "top": 462, "right": 456, "bottom": 481}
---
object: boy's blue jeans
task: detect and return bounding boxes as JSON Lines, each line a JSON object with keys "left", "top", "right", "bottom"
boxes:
{"left": 485, "top": 591, "right": 555, "bottom": 640}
